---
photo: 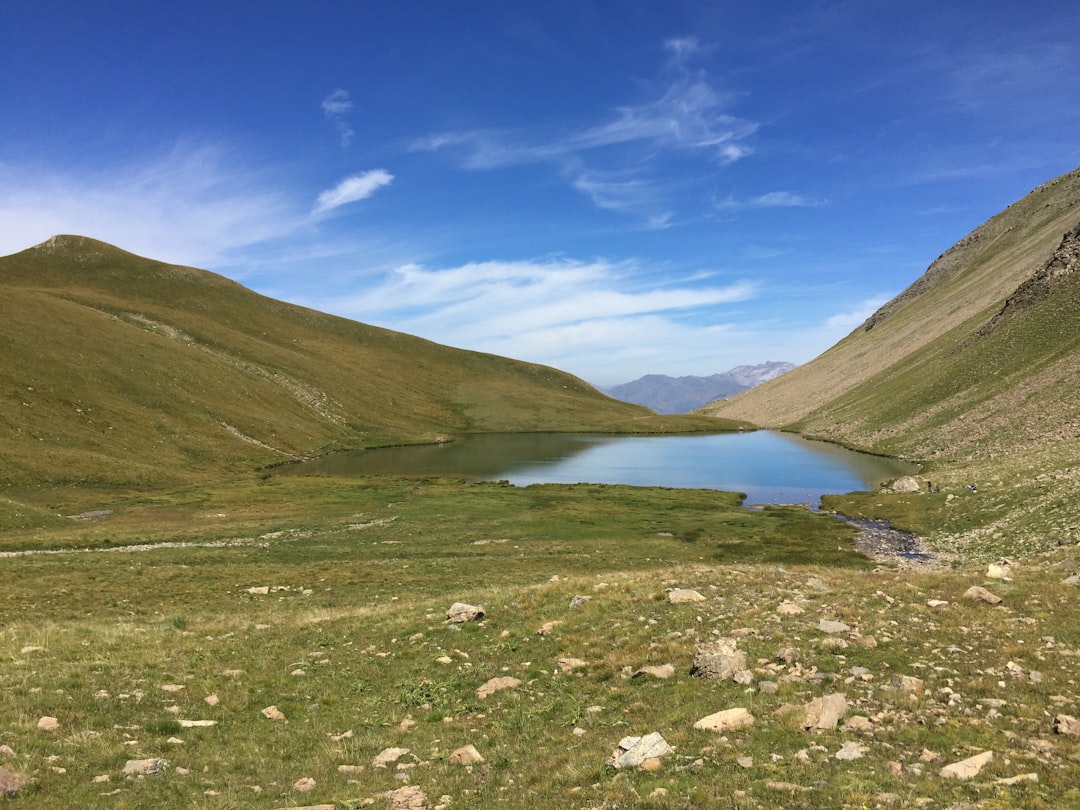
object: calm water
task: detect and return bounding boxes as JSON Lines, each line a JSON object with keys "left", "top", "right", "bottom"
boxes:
{"left": 280, "top": 431, "right": 917, "bottom": 505}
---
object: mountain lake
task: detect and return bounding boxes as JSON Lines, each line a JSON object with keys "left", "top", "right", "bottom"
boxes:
{"left": 279, "top": 431, "right": 919, "bottom": 506}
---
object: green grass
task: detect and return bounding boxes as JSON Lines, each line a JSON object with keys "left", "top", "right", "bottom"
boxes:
{"left": 1, "top": 476, "right": 1077, "bottom": 808}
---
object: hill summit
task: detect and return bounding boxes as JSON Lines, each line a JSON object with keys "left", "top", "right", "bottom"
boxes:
{"left": 0, "top": 236, "right": 731, "bottom": 494}
{"left": 604, "top": 362, "right": 795, "bottom": 413}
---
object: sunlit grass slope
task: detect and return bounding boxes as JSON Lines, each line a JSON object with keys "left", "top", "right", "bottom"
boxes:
{"left": 1, "top": 236, "right": 740, "bottom": 502}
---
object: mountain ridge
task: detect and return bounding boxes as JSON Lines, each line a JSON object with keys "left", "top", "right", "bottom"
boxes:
{"left": 603, "top": 362, "right": 795, "bottom": 413}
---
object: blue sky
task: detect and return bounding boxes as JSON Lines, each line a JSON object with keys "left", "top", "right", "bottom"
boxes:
{"left": 3, "top": 2, "right": 1079, "bottom": 386}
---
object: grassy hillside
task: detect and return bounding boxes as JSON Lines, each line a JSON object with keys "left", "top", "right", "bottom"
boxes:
{"left": 1, "top": 236, "right": 739, "bottom": 503}
{"left": 702, "top": 167, "right": 1080, "bottom": 557}
{"left": 703, "top": 167, "right": 1080, "bottom": 454}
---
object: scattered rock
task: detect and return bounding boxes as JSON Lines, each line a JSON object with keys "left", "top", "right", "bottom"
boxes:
{"left": 667, "top": 588, "right": 705, "bottom": 604}
{"left": 449, "top": 744, "right": 484, "bottom": 765}
{"left": 0, "top": 767, "right": 28, "bottom": 798}
{"left": 776, "top": 602, "right": 804, "bottom": 615}
{"left": 37, "top": 716, "right": 60, "bottom": 732}
{"left": 569, "top": 595, "right": 591, "bottom": 608}
{"left": 736, "top": 756, "right": 753, "bottom": 768}
{"left": 293, "top": 777, "right": 316, "bottom": 792}
{"left": 557, "top": 657, "right": 588, "bottom": 673}
{"left": 608, "top": 732, "right": 674, "bottom": 769}
{"left": 802, "top": 693, "right": 848, "bottom": 732}
{"left": 373, "top": 747, "right": 410, "bottom": 769}
{"left": 178, "top": 719, "right": 217, "bottom": 728}
{"left": 987, "top": 562, "right": 1012, "bottom": 580}
{"left": 537, "top": 620, "right": 563, "bottom": 635}
{"left": 927, "top": 599, "right": 949, "bottom": 608}
{"left": 963, "top": 586, "right": 1002, "bottom": 605}
{"left": 247, "top": 586, "right": 270, "bottom": 595}
{"left": 691, "top": 638, "right": 747, "bottom": 681}
{"left": 476, "top": 676, "right": 522, "bottom": 698}
{"left": 381, "top": 784, "right": 428, "bottom": 810}
{"left": 123, "top": 758, "right": 167, "bottom": 776}
{"left": 835, "top": 741, "right": 868, "bottom": 761}
{"left": 1054, "top": 714, "right": 1080, "bottom": 735}
{"left": 817, "top": 619, "right": 851, "bottom": 634}
{"left": 446, "top": 602, "right": 484, "bottom": 623}
{"left": 890, "top": 476, "right": 921, "bottom": 493}
{"left": 633, "top": 664, "right": 675, "bottom": 680}
{"left": 694, "top": 708, "right": 755, "bottom": 733}
{"left": 160, "top": 683, "right": 185, "bottom": 693}
{"left": 939, "top": 750, "right": 993, "bottom": 780}
{"left": 889, "top": 674, "right": 925, "bottom": 694}
{"left": 261, "top": 705, "right": 286, "bottom": 721}
{"left": 843, "top": 715, "right": 873, "bottom": 732}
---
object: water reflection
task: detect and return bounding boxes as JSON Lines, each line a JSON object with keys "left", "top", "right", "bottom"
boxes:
{"left": 280, "top": 431, "right": 917, "bottom": 505}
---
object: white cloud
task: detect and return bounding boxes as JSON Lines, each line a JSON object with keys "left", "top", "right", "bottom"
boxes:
{"left": 309, "top": 257, "right": 758, "bottom": 384}
{"left": 823, "top": 295, "right": 891, "bottom": 332}
{"left": 0, "top": 144, "right": 301, "bottom": 266}
{"left": 715, "top": 190, "right": 826, "bottom": 210}
{"left": 321, "top": 88, "right": 355, "bottom": 148}
{"left": 313, "top": 169, "right": 394, "bottom": 216}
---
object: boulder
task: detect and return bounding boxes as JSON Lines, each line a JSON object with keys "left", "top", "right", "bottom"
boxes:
{"left": 0, "top": 767, "right": 28, "bottom": 798}
{"left": 1054, "top": 714, "right": 1080, "bottom": 735}
{"left": 608, "top": 732, "right": 674, "bottom": 769}
{"left": 890, "top": 476, "right": 922, "bottom": 493}
{"left": 446, "top": 602, "right": 485, "bottom": 623}
{"left": 449, "top": 744, "right": 484, "bottom": 765}
{"left": 963, "top": 585, "right": 1003, "bottom": 605}
{"left": 667, "top": 588, "right": 706, "bottom": 604}
{"left": 693, "top": 707, "right": 755, "bottom": 732}
{"left": 476, "top": 676, "right": 521, "bottom": 698}
{"left": 123, "top": 758, "right": 167, "bottom": 776}
{"left": 802, "top": 693, "right": 848, "bottom": 732}
{"left": 939, "top": 750, "right": 993, "bottom": 780}
{"left": 691, "top": 638, "right": 747, "bottom": 681}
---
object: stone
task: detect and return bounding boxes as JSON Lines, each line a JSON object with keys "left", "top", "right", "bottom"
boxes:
{"left": 557, "top": 657, "right": 588, "bottom": 673}
{"left": 37, "top": 716, "right": 60, "bottom": 732}
{"left": 569, "top": 595, "right": 591, "bottom": 608}
{"left": 891, "top": 476, "right": 921, "bottom": 493}
{"left": 373, "top": 747, "right": 410, "bottom": 769}
{"left": 178, "top": 719, "right": 217, "bottom": 728}
{"left": 736, "top": 756, "right": 753, "bottom": 768}
{"left": 247, "top": 586, "right": 270, "bottom": 595}
{"left": 996, "top": 773, "right": 1038, "bottom": 785}
{"left": 1053, "top": 714, "right": 1080, "bottom": 735}
{"left": 0, "top": 745, "right": 13, "bottom": 757}
{"left": 446, "top": 602, "right": 484, "bottom": 623}
{"left": 986, "top": 562, "right": 1012, "bottom": 580}
{"left": 537, "top": 620, "right": 563, "bottom": 635}
{"left": 890, "top": 674, "right": 925, "bottom": 694}
{"left": 123, "top": 758, "right": 167, "bottom": 776}
{"left": 204, "top": 694, "right": 219, "bottom": 706}
{"left": 261, "top": 705, "right": 286, "bottom": 721}
{"left": 817, "top": 619, "right": 851, "bottom": 634}
{"left": 160, "top": 683, "right": 185, "bottom": 693}
{"left": 927, "top": 599, "right": 949, "bottom": 608}
{"left": 843, "top": 715, "right": 873, "bottom": 732}
{"left": 667, "top": 588, "right": 705, "bottom": 604}
{"left": 835, "top": 741, "right": 868, "bottom": 761}
{"left": 691, "top": 638, "right": 747, "bottom": 681}
{"left": 963, "top": 586, "right": 1002, "bottom": 605}
{"left": 609, "top": 732, "right": 674, "bottom": 769}
{"left": 694, "top": 707, "right": 755, "bottom": 733}
{"left": 802, "top": 693, "right": 848, "bottom": 732}
{"left": 633, "top": 664, "right": 675, "bottom": 679}
{"left": 337, "top": 764, "right": 364, "bottom": 774}
{"left": 0, "top": 767, "right": 28, "bottom": 798}
{"left": 292, "top": 777, "right": 316, "bottom": 792}
{"left": 449, "top": 744, "right": 484, "bottom": 765}
{"left": 939, "top": 750, "right": 993, "bottom": 780}
{"left": 476, "top": 676, "right": 521, "bottom": 698}
{"left": 776, "top": 602, "right": 804, "bottom": 615}
{"left": 381, "top": 785, "right": 428, "bottom": 810}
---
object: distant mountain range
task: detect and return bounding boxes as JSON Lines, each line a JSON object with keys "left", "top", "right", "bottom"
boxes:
{"left": 602, "top": 362, "right": 796, "bottom": 413}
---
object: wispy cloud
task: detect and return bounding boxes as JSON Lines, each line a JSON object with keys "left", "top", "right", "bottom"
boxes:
{"left": 310, "top": 257, "right": 757, "bottom": 383}
{"left": 823, "top": 295, "right": 891, "bottom": 332}
{"left": 715, "top": 190, "right": 826, "bottom": 210}
{"left": 321, "top": 88, "right": 355, "bottom": 148}
{"left": 313, "top": 169, "right": 394, "bottom": 216}
{"left": 410, "top": 37, "right": 756, "bottom": 223}
{"left": 0, "top": 143, "right": 301, "bottom": 267}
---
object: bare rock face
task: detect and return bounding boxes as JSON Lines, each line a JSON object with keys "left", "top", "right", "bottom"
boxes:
{"left": 446, "top": 602, "right": 485, "bottom": 623}
{"left": 691, "top": 638, "right": 747, "bottom": 681}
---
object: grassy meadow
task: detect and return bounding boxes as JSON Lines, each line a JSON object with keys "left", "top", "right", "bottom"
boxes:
{"left": 2, "top": 473, "right": 1079, "bottom": 809}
